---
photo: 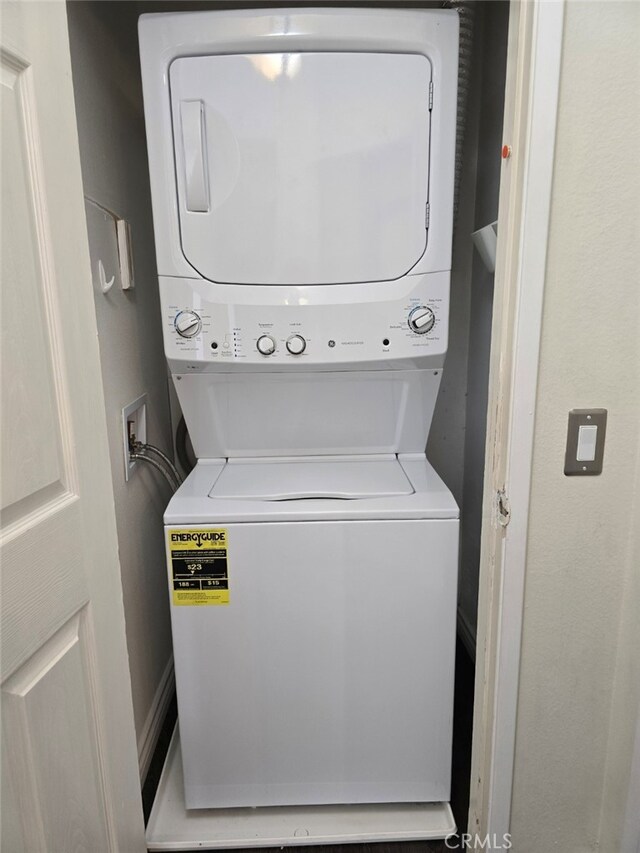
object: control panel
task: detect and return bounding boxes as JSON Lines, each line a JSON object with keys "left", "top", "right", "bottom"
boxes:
{"left": 159, "top": 272, "right": 449, "bottom": 369}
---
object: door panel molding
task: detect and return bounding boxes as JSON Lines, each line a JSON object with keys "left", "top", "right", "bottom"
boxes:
{"left": 3, "top": 609, "right": 114, "bottom": 851}
{"left": 1, "top": 44, "right": 78, "bottom": 536}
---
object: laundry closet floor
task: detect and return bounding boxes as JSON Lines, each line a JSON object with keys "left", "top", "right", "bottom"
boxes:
{"left": 142, "top": 642, "right": 474, "bottom": 851}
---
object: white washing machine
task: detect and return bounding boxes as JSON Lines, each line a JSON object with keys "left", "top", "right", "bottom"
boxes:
{"left": 139, "top": 7, "right": 459, "bottom": 813}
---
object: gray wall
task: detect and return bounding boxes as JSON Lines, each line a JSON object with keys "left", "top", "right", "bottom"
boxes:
{"left": 427, "top": 24, "right": 480, "bottom": 509}
{"left": 428, "top": 2, "right": 510, "bottom": 649}
{"left": 461, "top": 2, "right": 509, "bottom": 645}
{"left": 67, "top": 1, "right": 174, "bottom": 775}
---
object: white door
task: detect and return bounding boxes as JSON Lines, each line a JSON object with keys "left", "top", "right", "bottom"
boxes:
{"left": 170, "top": 51, "right": 431, "bottom": 285}
{"left": 1, "top": 2, "right": 146, "bottom": 850}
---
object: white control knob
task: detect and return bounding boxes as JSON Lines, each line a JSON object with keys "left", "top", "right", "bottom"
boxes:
{"left": 408, "top": 305, "right": 435, "bottom": 334}
{"left": 174, "top": 310, "right": 202, "bottom": 338}
{"left": 256, "top": 334, "right": 276, "bottom": 356}
{"left": 286, "top": 334, "right": 306, "bottom": 355}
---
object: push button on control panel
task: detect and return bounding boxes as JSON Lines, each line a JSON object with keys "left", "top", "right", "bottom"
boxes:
{"left": 286, "top": 334, "right": 306, "bottom": 355}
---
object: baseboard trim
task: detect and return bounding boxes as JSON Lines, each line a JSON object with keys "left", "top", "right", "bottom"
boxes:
{"left": 457, "top": 607, "right": 477, "bottom": 662}
{"left": 138, "top": 656, "right": 175, "bottom": 783}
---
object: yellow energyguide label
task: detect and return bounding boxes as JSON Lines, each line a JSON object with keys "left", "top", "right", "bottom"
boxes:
{"left": 168, "top": 528, "right": 229, "bottom": 606}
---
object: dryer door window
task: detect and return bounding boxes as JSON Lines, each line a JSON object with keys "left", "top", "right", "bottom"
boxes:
{"left": 169, "top": 51, "right": 432, "bottom": 286}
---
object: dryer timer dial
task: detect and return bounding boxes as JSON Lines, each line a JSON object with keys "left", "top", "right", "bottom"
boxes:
{"left": 174, "top": 310, "right": 202, "bottom": 338}
{"left": 408, "top": 305, "right": 435, "bottom": 335}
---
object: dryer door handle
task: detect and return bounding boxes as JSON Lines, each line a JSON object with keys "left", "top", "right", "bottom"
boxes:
{"left": 180, "top": 100, "right": 209, "bottom": 212}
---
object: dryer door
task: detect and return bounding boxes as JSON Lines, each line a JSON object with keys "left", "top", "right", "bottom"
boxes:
{"left": 169, "top": 51, "right": 432, "bottom": 285}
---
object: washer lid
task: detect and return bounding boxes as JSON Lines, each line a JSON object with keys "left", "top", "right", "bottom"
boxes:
{"left": 208, "top": 456, "right": 414, "bottom": 501}
{"left": 169, "top": 51, "right": 432, "bottom": 285}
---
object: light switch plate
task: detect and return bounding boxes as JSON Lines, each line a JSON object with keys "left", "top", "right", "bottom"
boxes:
{"left": 564, "top": 409, "right": 607, "bottom": 475}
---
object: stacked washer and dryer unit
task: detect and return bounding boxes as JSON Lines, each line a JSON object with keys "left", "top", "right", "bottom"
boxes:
{"left": 139, "top": 8, "right": 459, "bottom": 816}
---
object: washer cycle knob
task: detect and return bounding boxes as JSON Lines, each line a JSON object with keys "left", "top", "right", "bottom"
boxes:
{"left": 174, "top": 310, "right": 202, "bottom": 338}
{"left": 408, "top": 305, "right": 435, "bottom": 335}
{"left": 256, "top": 335, "right": 276, "bottom": 356}
{"left": 286, "top": 334, "right": 306, "bottom": 355}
